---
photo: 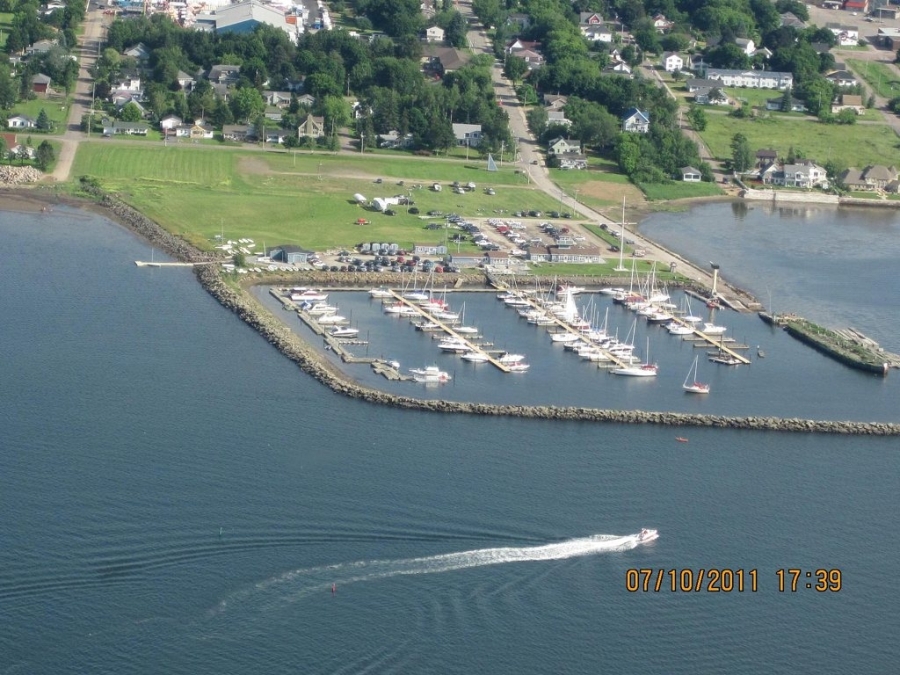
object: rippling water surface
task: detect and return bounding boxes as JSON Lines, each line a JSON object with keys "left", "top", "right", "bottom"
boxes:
{"left": 1, "top": 205, "right": 897, "bottom": 674}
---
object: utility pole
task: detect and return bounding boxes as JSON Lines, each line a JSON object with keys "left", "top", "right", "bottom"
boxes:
{"left": 360, "top": 133, "right": 364, "bottom": 153}
{"left": 500, "top": 141, "right": 505, "bottom": 166}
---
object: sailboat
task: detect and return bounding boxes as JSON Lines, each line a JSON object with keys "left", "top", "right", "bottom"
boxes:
{"left": 612, "top": 337, "right": 658, "bottom": 377}
{"left": 454, "top": 302, "right": 479, "bottom": 335}
{"left": 682, "top": 355, "right": 710, "bottom": 394}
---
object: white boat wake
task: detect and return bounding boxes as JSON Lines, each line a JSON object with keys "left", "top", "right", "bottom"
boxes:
{"left": 211, "top": 532, "right": 656, "bottom": 616}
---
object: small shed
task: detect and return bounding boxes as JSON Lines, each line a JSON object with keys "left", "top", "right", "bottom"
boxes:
{"left": 680, "top": 166, "right": 702, "bottom": 182}
{"left": 268, "top": 245, "right": 314, "bottom": 264}
{"left": 31, "top": 73, "right": 52, "bottom": 96}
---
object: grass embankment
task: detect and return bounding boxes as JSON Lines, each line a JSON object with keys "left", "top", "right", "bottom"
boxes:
{"left": 71, "top": 144, "right": 566, "bottom": 251}
{"left": 698, "top": 111, "right": 899, "bottom": 167}
{"left": 846, "top": 59, "right": 900, "bottom": 99}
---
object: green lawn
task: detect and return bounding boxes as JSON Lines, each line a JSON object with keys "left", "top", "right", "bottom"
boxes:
{"left": 527, "top": 259, "right": 683, "bottom": 281}
{"left": 10, "top": 97, "right": 72, "bottom": 134}
{"left": 698, "top": 113, "right": 900, "bottom": 167}
{"left": 639, "top": 181, "right": 723, "bottom": 201}
{"left": 0, "top": 13, "right": 12, "bottom": 48}
{"left": 71, "top": 144, "right": 566, "bottom": 251}
{"left": 846, "top": 59, "right": 900, "bottom": 99}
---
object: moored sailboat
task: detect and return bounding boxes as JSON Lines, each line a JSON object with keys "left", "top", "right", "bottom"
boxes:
{"left": 682, "top": 355, "right": 710, "bottom": 394}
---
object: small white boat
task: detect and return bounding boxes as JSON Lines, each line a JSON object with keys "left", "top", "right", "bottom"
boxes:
{"left": 383, "top": 303, "right": 418, "bottom": 316}
{"left": 403, "top": 290, "right": 430, "bottom": 302}
{"left": 455, "top": 325, "right": 479, "bottom": 335}
{"left": 599, "top": 287, "right": 626, "bottom": 296}
{"left": 438, "top": 338, "right": 470, "bottom": 353}
{"left": 413, "top": 321, "right": 442, "bottom": 332}
{"left": 290, "top": 288, "right": 328, "bottom": 303}
{"left": 637, "top": 528, "right": 659, "bottom": 543}
{"left": 506, "top": 362, "right": 530, "bottom": 372}
{"left": 550, "top": 332, "right": 581, "bottom": 343}
{"left": 709, "top": 353, "right": 742, "bottom": 366}
{"left": 682, "top": 355, "right": 710, "bottom": 394}
{"left": 409, "top": 365, "right": 452, "bottom": 383}
{"left": 460, "top": 351, "right": 489, "bottom": 363}
{"left": 306, "top": 302, "right": 338, "bottom": 315}
{"left": 317, "top": 314, "right": 348, "bottom": 325}
{"left": 498, "top": 352, "right": 525, "bottom": 364}
{"left": 701, "top": 322, "right": 727, "bottom": 335}
{"left": 432, "top": 310, "right": 460, "bottom": 321}
{"left": 368, "top": 287, "right": 393, "bottom": 298}
{"left": 666, "top": 322, "right": 694, "bottom": 336}
{"left": 612, "top": 338, "right": 658, "bottom": 377}
{"left": 330, "top": 326, "right": 359, "bottom": 338}
{"left": 503, "top": 297, "right": 531, "bottom": 307}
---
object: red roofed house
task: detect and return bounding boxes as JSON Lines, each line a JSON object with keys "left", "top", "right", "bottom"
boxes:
{"left": 843, "top": 0, "right": 869, "bottom": 12}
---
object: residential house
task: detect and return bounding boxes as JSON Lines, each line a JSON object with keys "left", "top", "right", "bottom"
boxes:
{"left": 755, "top": 47, "right": 773, "bottom": 60}
{"left": 584, "top": 25, "right": 613, "bottom": 42}
{"left": 263, "top": 128, "right": 288, "bottom": 144}
{"left": 298, "top": 114, "right": 325, "bottom": 139}
{"left": 652, "top": 14, "right": 674, "bottom": 33}
{"left": 831, "top": 93, "right": 865, "bottom": 114}
{"left": 31, "top": 74, "right": 51, "bottom": 96}
{"left": 547, "top": 110, "right": 571, "bottom": 127}
{"left": 452, "top": 123, "right": 482, "bottom": 147}
{"left": 175, "top": 119, "right": 215, "bottom": 139}
{"left": 208, "top": 64, "right": 241, "bottom": 85}
{"left": 621, "top": 108, "right": 650, "bottom": 133}
{"left": 662, "top": 52, "right": 683, "bottom": 72}
{"left": 113, "top": 97, "right": 146, "bottom": 117}
{"left": 780, "top": 12, "right": 807, "bottom": 29}
{"left": 1, "top": 133, "right": 35, "bottom": 160}
{"left": 222, "top": 124, "right": 255, "bottom": 142}
{"left": 297, "top": 93, "right": 316, "bottom": 107}
{"left": 761, "top": 160, "right": 828, "bottom": 188}
{"left": 579, "top": 12, "right": 604, "bottom": 28}
{"left": 825, "top": 70, "right": 858, "bottom": 87}
{"left": 734, "top": 38, "right": 755, "bottom": 56}
{"left": 211, "top": 83, "right": 230, "bottom": 101}
{"left": 424, "top": 26, "right": 445, "bottom": 43}
{"left": 160, "top": 114, "right": 183, "bottom": 131}
{"left": 103, "top": 121, "right": 150, "bottom": 136}
{"left": 263, "top": 107, "right": 283, "bottom": 122}
{"left": 8, "top": 114, "right": 36, "bottom": 129}
{"left": 25, "top": 39, "right": 56, "bottom": 56}
{"left": 176, "top": 70, "right": 196, "bottom": 90}
{"left": 704, "top": 69, "right": 793, "bottom": 89}
{"left": 686, "top": 78, "right": 719, "bottom": 93}
{"left": 548, "top": 137, "right": 581, "bottom": 155}
{"left": 839, "top": 165, "right": 897, "bottom": 190}
{"left": 603, "top": 61, "right": 632, "bottom": 76}
{"left": 264, "top": 90, "right": 293, "bottom": 107}
{"left": 755, "top": 148, "right": 778, "bottom": 168}
{"left": 680, "top": 166, "right": 701, "bottom": 182}
{"left": 124, "top": 43, "right": 151, "bottom": 62}
{"left": 766, "top": 96, "right": 808, "bottom": 112}
{"left": 377, "top": 130, "right": 414, "bottom": 149}
{"left": 113, "top": 76, "right": 142, "bottom": 93}
{"left": 695, "top": 87, "right": 731, "bottom": 106}
{"left": 512, "top": 49, "right": 544, "bottom": 70}
{"left": 543, "top": 94, "right": 568, "bottom": 111}
{"left": 422, "top": 46, "right": 470, "bottom": 76}
{"left": 505, "top": 38, "right": 541, "bottom": 55}
{"left": 826, "top": 23, "right": 859, "bottom": 47}
{"left": 558, "top": 154, "right": 588, "bottom": 170}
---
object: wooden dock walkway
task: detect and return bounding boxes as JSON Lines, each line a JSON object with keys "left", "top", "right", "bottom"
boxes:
{"left": 386, "top": 291, "right": 512, "bottom": 373}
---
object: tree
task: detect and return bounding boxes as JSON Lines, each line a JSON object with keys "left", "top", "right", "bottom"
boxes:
{"left": 35, "top": 140, "right": 55, "bottom": 171}
{"left": 730, "top": 133, "right": 753, "bottom": 173}
{"left": 526, "top": 106, "right": 548, "bottom": 137}
{"left": 230, "top": 86, "right": 265, "bottom": 122}
{"left": 36, "top": 108, "right": 51, "bottom": 131}
{"left": 504, "top": 55, "right": 527, "bottom": 85}
{"left": 0, "top": 137, "right": 6, "bottom": 164}
{"left": 444, "top": 12, "right": 468, "bottom": 48}
{"left": 120, "top": 102, "right": 143, "bottom": 122}
{"left": 687, "top": 106, "right": 707, "bottom": 131}
{"left": 780, "top": 87, "right": 793, "bottom": 113}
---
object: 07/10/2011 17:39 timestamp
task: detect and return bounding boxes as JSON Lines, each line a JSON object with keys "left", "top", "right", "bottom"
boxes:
{"left": 625, "top": 569, "right": 842, "bottom": 593}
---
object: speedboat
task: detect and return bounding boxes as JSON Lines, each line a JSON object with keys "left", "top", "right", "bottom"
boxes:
{"left": 316, "top": 314, "right": 348, "bottom": 325}
{"left": 330, "top": 326, "right": 359, "bottom": 338}
{"left": 637, "top": 528, "right": 659, "bottom": 543}
{"left": 438, "top": 338, "right": 470, "bottom": 353}
{"left": 409, "top": 366, "right": 451, "bottom": 383}
{"left": 306, "top": 302, "right": 338, "bottom": 315}
{"left": 460, "top": 351, "right": 489, "bottom": 363}
{"left": 666, "top": 322, "right": 694, "bottom": 336}
{"left": 506, "top": 362, "right": 530, "bottom": 372}
{"left": 290, "top": 288, "right": 328, "bottom": 303}
{"left": 599, "top": 287, "right": 626, "bottom": 296}
{"left": 498, "top": 352, "right": 525, "bottom": 364}
{"left": 368, "top": 287, "right": 393, "bottom": 298}
{"left": 550, "top": 332, "right": 581, "bottom": 343}
{"left": 701, "top": 322, "right": 727, "bottom": 335}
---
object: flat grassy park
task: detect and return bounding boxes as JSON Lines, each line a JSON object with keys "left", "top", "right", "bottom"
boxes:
{"left": 697, "top": 111, "right": 900, "bottom": 167}
{"left": 71, "top": 144, "right": 566, "bottom": 251}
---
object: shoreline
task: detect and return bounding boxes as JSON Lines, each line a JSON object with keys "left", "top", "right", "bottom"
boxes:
{"left": 6, "top": 185, "right": 898, "bottom": 433}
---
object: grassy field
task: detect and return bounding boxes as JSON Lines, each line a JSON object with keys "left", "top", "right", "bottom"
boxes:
{"left": 846, "top": 59, "right": 900, "bottom": 99}
{"left": 698, "top": 112, "right": 900, "bottom": 167}
{"left": 70, "top": 144, "right": 566, "bottom": 250}
{"left": 0, "top": 13, "right": 11, "bottom": 48}
{"left": 639, "top": 180, "right": 723, "bottom": 201}
{"left": 527, "top": 259, "right": 682, "bottom": 282}
{"left": 10, "top": 97, "right": 72, "bottom": 133}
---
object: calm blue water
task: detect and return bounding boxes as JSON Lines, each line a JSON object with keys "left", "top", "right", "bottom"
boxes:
{"left": 1, "top": 205, "right": 898, "bottom": 674}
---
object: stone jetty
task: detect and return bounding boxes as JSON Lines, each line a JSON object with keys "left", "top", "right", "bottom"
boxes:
{"left": 92, "top": 186, "right": 900, "bottom": 436}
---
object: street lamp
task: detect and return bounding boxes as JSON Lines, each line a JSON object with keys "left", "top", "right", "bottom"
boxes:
{"left": 710, "top": 261, "right": 721, "bottom": 297}
{"left": 360, "top": 132, "right": 365, "bottom": 153}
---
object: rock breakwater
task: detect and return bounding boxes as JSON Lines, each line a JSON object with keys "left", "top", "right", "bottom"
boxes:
{"left": 92, "top": 187, "right": 899, "bottom": 435}
{"left": 0, "top": 166, "right": 44, "bottom": 185}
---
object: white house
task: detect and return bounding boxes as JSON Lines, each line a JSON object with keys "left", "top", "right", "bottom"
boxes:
{"left": 160, "top": 114, "right": 183, "bottom": 131}
{"left": 8, "top": 114, "right": 36, "bottom": 129}
{"left": 734, "top": 38, "right": 755, "bottom": 56}
{"left": 652, "top": 14, "right": 674, "bottom": 32}
{"left": 547, "top": 110, "right": 571, "bottom": 126}
{"left": 452, "top": 123, "right": 482, "bottom": 147}
{"left": 705, "top": 69, "right": 793, "bottom": 90}
{"left": 548, "top": 137, "right": 581, "bottom": 155}
{"left": 425, "top": 26, "right": 445, "bottom": 43}
{"left": 680, "top": 166, "right": 701, "bottom": 182}
{"left": 621, "top": 107, "right": 650, "bottom": 133}
{"left": 662, "top": 52, "right": 683, "bottom": 72}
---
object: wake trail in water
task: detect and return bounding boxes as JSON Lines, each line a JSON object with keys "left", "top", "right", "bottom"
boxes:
{"left": 211, "top": 533, "right": 646, "bottom": 617}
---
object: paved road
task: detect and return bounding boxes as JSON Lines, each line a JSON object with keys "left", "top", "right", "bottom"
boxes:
{"left": 51, "top": 5, "right": 108, "bottom": 181}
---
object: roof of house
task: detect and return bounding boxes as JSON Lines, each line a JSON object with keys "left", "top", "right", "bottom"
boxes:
{"left": 423, "top": 45, "right": 470, "bottom": 71}
{"left": 863, "top": 165, "right": 895, "bottom": 181}
{"left": 215, "top": 0, "right": 287, "bottom": 31}
{"left": 826, "top": 70, "right": 856, "bottom": 81}
{"left": 681, "top": 166, "right": 701, "bottom": 174}
{"left": 622, "top": 107, "right": 650, "bottom": 122}
{"left": 756, "top": 148, "right": 778, "bottom": 158}
{"left": 840, "top": 94, "right": 863, "bottom": 105}
{"left": 32, "top": 74, "right": 52, "bottom": 84}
